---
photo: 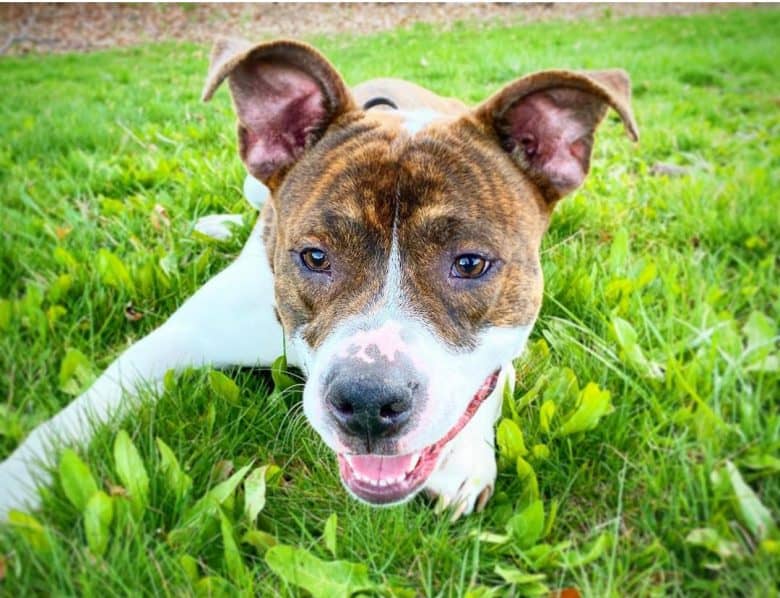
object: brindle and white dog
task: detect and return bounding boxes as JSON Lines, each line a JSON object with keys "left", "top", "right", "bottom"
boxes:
{"left": 0, "top": 38, "right": 637, "bottom": 520}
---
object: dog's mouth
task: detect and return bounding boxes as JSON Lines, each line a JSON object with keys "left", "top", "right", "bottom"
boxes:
{"left": 337, "top": 369, "right": 500, "bottom": 505}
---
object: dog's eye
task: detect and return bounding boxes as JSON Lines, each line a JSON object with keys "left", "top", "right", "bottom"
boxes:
{"left": 301, "top": 248, "right": 330, "bottom": 272}
{"left": 451, "top": 254, "right": 490, "bottom": 279}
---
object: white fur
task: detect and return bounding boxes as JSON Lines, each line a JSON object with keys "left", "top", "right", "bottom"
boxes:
{"left": 194, "top": 214, "right": 245, "bottom": 240}
{"left": 399, "top": 109, "right": 442, "bottom": 135}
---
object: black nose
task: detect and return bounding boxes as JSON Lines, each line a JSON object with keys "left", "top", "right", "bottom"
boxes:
{"left": 326, "top": 377, "right": 414, "bottom": 439}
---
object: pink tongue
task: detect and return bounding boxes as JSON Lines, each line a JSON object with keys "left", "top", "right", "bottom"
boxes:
{"left": 348, "top": 454, "right": 415, "bottom": 479}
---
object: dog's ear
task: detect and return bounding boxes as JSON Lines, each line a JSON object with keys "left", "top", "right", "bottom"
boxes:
{"left": 475, "top": 69, "right": 638, "bottom": 202}
{"left": 202, "top": 37, "right": 355, "bottom": 186}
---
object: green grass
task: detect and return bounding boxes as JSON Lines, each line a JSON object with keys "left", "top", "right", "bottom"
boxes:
{"left": 1, "top": 8, "right": 779, "bottom": 596}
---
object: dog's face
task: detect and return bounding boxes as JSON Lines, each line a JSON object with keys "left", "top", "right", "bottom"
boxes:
{"left": 203, "top": 39, "right": 637, "bottom": 505}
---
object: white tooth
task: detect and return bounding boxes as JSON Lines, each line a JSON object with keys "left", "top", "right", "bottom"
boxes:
{"left": 379, "top": 479, "right": 388, "bottom": 487}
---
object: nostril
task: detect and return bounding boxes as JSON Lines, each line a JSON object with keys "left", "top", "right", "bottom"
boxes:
{"left": 333, "top": 400, "right": 353, "bottom": 416}
{"left": 379, "top": 400, "right": 409, "bottom": 421}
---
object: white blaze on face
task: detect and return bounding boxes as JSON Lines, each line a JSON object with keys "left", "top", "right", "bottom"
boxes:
{"left": 295, "top": 187, "right": 536, "bottom": 457}
{"left": 399, "top": 109, "right": 443, "bottom": 135}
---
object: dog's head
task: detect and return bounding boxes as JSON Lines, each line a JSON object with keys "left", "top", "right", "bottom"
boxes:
{"left": 203, "top": 38, "right": 637, "bottom": 505}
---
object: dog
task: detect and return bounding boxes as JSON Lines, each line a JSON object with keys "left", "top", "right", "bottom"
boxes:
{"left": 0, "top": 38, "right": 637, "bottom": 520}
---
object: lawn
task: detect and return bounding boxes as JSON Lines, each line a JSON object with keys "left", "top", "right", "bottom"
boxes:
{"left": 1, "top": 8, "right": 778, "bottom": 596}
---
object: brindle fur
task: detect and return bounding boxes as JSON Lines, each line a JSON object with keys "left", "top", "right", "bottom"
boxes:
{"left": 203, "top": 38, "right": 636, "bottom": 353}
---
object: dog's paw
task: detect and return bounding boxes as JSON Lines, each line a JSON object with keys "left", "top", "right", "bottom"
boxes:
{"left": 424, "top": 438, "right": 497, "bottom": 521}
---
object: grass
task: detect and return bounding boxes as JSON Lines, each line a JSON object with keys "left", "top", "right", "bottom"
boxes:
{"left": 1, "top": 7, "right": 779, "bottom": 596}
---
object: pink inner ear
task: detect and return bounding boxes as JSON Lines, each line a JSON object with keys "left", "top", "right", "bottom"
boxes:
{"left": 232, "top": 61, "right": 328, "bottom": 180}
{"left": 505, "top": 89, "right": 597, "bottom": 195}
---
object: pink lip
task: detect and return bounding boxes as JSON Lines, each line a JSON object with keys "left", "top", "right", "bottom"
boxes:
{"left": 337, "top": 369, "right": 500, "bottom": 505}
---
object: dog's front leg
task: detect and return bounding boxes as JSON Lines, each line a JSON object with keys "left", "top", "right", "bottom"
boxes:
{"left": 424, "top": 363, "right": 515, "bottom": 520}
{"left": 0, "top": 222, "right": 285, "bottom": 518}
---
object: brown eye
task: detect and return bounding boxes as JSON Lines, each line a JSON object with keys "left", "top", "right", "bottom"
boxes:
{"left": 451, "top": 254, "right": 490, "bottom": 279}
{"left": 301, "top": 248, "right": 330, "bottom": 272}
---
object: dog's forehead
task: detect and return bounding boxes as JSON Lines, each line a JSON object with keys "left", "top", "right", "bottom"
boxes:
{"left": 277, "top": 112, "right": 545, "bottom": 245}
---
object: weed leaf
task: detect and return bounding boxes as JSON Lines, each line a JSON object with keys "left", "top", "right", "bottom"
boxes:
{"left": 8, "top": 511, "right": 52, "bottom": 554}
{"left": 156, "top": 437, "right": 192, "bottom": 499}
{"left": 84, "top": 490, "right": 113, "bottom": 556}
{"left": 58, "top": 348, "right": 96, "bottom": 396}
{"left": 265, "top": 545, "right": 373, "bottom": 598}
{"left": 219, "top": 509, "right": 250, "bottom": 587}
{"left": 722, "top": 460, "right": 777, "bottom": 541}
{"left": 507, "top": 499, "right": 545, "bottom": 549}
{"left": 59, "top": 448, "right": 98, "bottom": 511}
{"left": 209, "top": 370, "right": 240, "bottom": 404}
{"left": 271, "top": 355, "right": 297, "bottom": 392}
{"left": 243, "top": 465, "right": 268, "bottom": 524}
{"left": 113, "top": 430, "right": 149, "bottom": 516}
{"left": 497, "top": 418, "right": 528, "bottom": 461}
{"left": 323, "top": 513, "right": 338, "bottom": 557}
{"left": 557, "top": 383, "right": 613, "bottom": 436}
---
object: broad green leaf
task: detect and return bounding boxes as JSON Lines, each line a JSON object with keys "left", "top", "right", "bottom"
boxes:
{"left": 84, "top": 491, "right": 113, "bottom": 556}
{"left": 8, "top": 511, "right": 52, "bottom": 553}
{"left": 209, "top": 370, "right": 240, "bottom": 404}
{"left": 739, "top": 452, "right": 780, "bottom": 475}
{"left": 542, "top": 367, "right": 579, "bottom": 406}
{"left": 194, "top": 576, "right": 232, "bottom": 598}
{"left": 557, "top": 383, "right": 614, "bottom": 436}
{"left": 242, "top": 530, "right": 278, "bottom": 552}
{"left": 59, "top": 448, "right": 98, "bottom": 511}
{"left": 685, "top": 527, "right": 744, "bottom": 560}
{"left": 114, "top": 430, "right": 150, "bottom": 516}
{"left": 58, "top": 348, "right": 96, "bottom": 396}
{"left": 244, "top": 465, "right": 268, "bottom": 524}
{"left": 219, "top": 510, "right": 249, "bottom": 587}
{"left": 265, "top": 545, "right": 373, "bottom": 598}
{"left": 742, "top": 311, "right": 776, "bottom": 355}
{"left": 53, "top": 246, "right": 78, "bottom": 271}
{"left": 497, "top": 419, "right": 528, "bottom": 461}
{"left": 561, "top": 533, "right": 610, "bottom": 568}
{"left": 539, "top": 400, "right": 556, "bottom": 434}
{"left": 507, "top": 500, "right": 545, "bottom": 549}
{"left": 516, "top": 457, "right": 539, "bottom": 507}
{"left": 179, "top": 554, "right": 200, "bottom": 583}
{"left": 156, "top": 437, "right": 192, "bottom": 499}
{"left": 723, "top": 460, "right": 777, "bottom": 541}
{"left": 531, "top": 444, "right": 550, "bottom": 460}
{"left": 271, "top": 355, "right": 297, "bottom": 392}
{"left": 495, "top": 566, "right": 549, "bottom": 596}
{"left": 612, "top": 317, "right": 663, "bottom": 379}
{"left": 180, "top": 464, "right": 252, "bottom": 527}
{"left": 97, "top": 248, "right": 134, "bottom": 292}
{"left": 323, "top": 513, "right": 338, "bottom": 557}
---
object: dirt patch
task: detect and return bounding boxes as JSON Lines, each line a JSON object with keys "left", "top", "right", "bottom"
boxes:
{"left": 0, "top": 3, "right": 765, "bottom": 56}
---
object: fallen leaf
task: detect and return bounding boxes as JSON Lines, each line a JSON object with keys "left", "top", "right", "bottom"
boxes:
{"left": 150, "top": 203, "right": 171, "bottom": 230}
{"left": 124, "top": 302, "right": 143, "bottom": 321}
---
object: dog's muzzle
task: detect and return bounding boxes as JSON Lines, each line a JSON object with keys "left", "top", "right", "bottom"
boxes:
{"left": 336, "top": 368, "right": 500, "bottom": 505}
